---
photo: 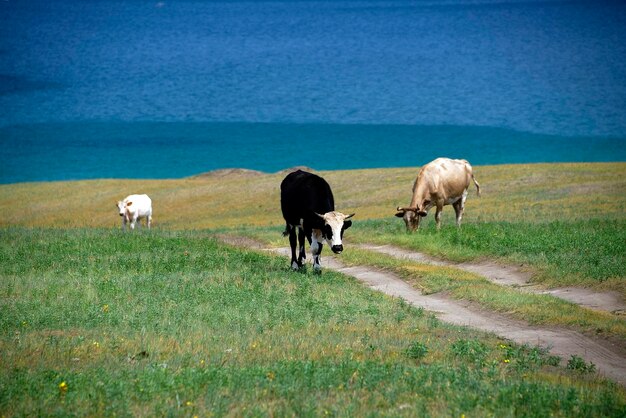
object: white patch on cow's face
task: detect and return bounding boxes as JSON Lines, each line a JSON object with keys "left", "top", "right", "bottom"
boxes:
{"left": 320, "top": 211, "right": 353, "bottom": 248}
{"left": 116, "top": 201, "right": 125, "bottom": 216}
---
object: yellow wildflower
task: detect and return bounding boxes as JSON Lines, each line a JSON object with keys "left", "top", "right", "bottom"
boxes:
{"left": 102, "top": 304, "right": 109, "bottom": 313}
{"left": 59, "top": 381, "right": 68, "bottom": 393}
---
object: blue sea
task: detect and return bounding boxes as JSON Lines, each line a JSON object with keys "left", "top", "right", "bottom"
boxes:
{"left": 1, "top": 0, "right": 625, "bottom": 183}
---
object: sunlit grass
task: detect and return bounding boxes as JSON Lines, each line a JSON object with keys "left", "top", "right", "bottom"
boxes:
{"left": 1, "top": 163, "right": 624, "bottom": 229}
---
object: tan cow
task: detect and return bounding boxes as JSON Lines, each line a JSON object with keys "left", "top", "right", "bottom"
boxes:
{"left": 395, "top": 158, "right": 480, "bottom": 231}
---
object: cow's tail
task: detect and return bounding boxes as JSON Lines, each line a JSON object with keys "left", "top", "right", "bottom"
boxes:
{"left": 282, "top": 223, "right": 291, "bottom": 237}
{"left": 472, "top": 174, "right": 481, "bottom": 197}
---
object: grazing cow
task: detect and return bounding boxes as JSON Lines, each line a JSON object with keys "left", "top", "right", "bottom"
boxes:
{"left": 281, "top": 170, "right": 354, "bottom": 270}
{"left": 395, "top": 158, "right": 480, "bottom": 231}
{"left": 116, "top": 194, "right": 152, "bottom": 231}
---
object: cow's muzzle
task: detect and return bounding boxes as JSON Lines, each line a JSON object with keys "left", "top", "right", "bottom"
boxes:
{"left": 331, "top": 244, "right": 343, "bottom": 254}
{"left": 119, "top": 213, "right": 124, "bottom": 217}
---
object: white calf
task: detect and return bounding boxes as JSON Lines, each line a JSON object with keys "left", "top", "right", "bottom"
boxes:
{"left": 116, "top": 194, "right": 152, "bottom": 231}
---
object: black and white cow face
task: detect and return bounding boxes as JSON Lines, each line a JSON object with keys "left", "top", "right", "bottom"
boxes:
{"left": 317, "top": 211, "right": 354, "bottom": 254}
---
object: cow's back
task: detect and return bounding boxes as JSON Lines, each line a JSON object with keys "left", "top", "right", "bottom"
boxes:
{"left": 125, "top": 194, "right": 152, "bottom": 216}
{"left": 417, "top": 158, "right": 472, "bottom": 198}
{"left": 281, "top": 170, "right": 334, "bottom": 225}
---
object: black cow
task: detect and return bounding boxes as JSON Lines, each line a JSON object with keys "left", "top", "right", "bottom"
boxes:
{"left": 280, "top": 170, "right": 354, "bottom": 270}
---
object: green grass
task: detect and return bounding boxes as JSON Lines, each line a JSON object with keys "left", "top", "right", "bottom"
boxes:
{"left": 347, "top": 218, "right": 626, "bottom": 294}
{"left": 1, "top": 163, "right": 625, "bottom": 415}
{"left": 2, "top": 228, "right": 625, "bottom": 416}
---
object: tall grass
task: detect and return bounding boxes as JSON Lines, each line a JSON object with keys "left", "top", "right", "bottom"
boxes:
{"left": 1, "top": 228, "right": 624, "bottom": 416}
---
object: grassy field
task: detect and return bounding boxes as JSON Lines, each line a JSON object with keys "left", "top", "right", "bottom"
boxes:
{"left": 1, "top": 229, "right": 624, "bottom": 416}
{"left": 1, "top": 162, "right": 626, "bottom": 415}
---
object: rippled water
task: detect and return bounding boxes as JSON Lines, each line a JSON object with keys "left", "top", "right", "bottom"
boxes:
{"left": 1, "top": 0, "right": 625, "bottom": 182}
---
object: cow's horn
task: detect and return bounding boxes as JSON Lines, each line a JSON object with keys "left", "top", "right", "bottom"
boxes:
{"left": 345, "top": 213, "right": 355, "bottom": 219}
{"left": 315, "top": 212, "right": 325, "bottom": 219}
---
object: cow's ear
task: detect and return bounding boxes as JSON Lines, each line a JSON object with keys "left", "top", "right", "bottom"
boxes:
{"left": 418, "top": 211, "right": 428, "bottom": 217}
{"left": 343, "top": 220, "right": 352, "bottom": 230}
{"left": 126, "top": 201, "right": 133, "bottom": 207}
{"left": 395, "top": 212, "right": 404, "bottom": 218}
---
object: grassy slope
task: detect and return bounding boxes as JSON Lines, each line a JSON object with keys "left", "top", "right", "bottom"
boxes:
{"left": 1, "top": 229, "right": 624, "bottom": 416}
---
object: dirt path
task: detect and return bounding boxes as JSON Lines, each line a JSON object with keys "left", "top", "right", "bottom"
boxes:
{"left": 358, "top": 244, "right": 626, "bottom": 314}
{"left": 218, "top": 235, "right": 626, "bottom": 387}
{"left": 292, "top": 249, "right": 626, "bottom": 387}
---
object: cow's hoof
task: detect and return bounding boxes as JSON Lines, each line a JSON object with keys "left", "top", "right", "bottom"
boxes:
{"left": 313, "top": 263, "right": 321, "bottom": 271}
{"left": 291, "top": 261, "right": 301, "bottom": 270}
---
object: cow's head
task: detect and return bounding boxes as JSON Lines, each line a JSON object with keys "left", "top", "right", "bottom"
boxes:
{"left": 395, "top": 205, "right": 428, "bottom": 231}
{"left": 316, "top": 211, "right": 355, "bottom": 254}
{"left": 116, "top": 200, "right": 132, "bottom": 217}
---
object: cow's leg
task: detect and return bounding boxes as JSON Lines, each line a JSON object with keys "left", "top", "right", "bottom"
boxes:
{"left": 121, "top": 217, "right": 127, "bottom": 231}
{"left": 130, "top": 215, "right": 137, "bottom": 230}
{"left": 297, "top": 227, "right": 306, "bottom": 264}
{"left": 310, "top": 229, "right": 324, "bottom": 270}
{"left": 147, "top": 215, "right": 152, "bottom": 229}
{"left": 435, "top": 203, "right": 444, "bottom": 230}
{"left": 454, "top": 190, "right": 468, "bottom": 227}
{"left": 288, "top": 226, "right": 300, "bottom": 270}
{"left": 453, "top": 200, "right": 463, "bottom": 227}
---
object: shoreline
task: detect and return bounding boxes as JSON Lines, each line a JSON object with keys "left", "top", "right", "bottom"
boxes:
{"left": 2, "top": 122, "right": 626, "bottom": 184}
{"left": 1, "top": 161, "right": 626, "bottom": 186}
